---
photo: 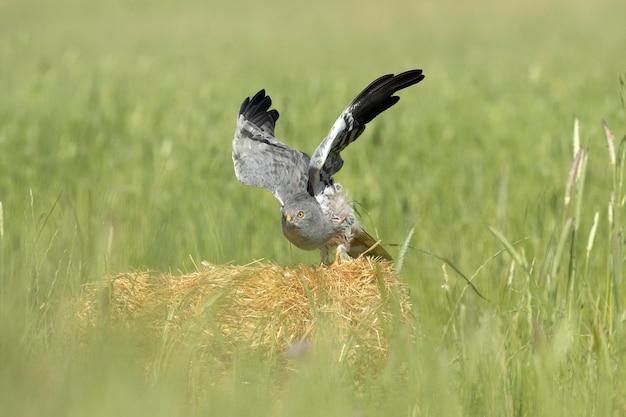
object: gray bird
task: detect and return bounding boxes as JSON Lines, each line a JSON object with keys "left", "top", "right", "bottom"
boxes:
{"left": 232, "top": 70, "right": 424, "bottom": 265}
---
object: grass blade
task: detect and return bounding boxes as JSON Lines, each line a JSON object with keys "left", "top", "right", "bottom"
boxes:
{"left": 416, "top": 248, "right": 488, "bottom": 301}
{"left": 488, "top": 225, "right": 529, "bottom": 272}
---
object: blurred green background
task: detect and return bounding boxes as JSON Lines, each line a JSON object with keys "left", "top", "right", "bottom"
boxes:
{"left": 1, "top": 0, "right": 625, "bottom": 415}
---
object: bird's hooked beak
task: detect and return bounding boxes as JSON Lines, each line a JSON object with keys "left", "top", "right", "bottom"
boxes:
{"left": 285, "top": 214, "right": 293, "bottom": 223}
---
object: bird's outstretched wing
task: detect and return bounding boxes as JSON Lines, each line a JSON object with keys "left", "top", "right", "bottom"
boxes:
{"left": 307, "top": 70, "right": 425, "bottom": 195}
{"left": 232, "top": 90, "right": 310, "bottom": 205}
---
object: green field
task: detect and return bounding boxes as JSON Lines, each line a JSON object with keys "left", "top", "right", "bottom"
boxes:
{"left": 2, "top": 0, "right": 626, "bottom": 415}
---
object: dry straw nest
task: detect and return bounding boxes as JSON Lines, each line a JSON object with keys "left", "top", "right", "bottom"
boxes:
{"left": 79, "top": 257, "right": 412, "bottom": 366}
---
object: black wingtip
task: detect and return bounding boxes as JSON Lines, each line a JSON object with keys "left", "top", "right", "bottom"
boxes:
{"left": 239, "top": 89, "right": 280, "bottom": 129}
{"left": 392, "top": 70, "right": 425, "bottom": 93}
{"left": 350, "top": 69, "right": 424, "bottom": 124}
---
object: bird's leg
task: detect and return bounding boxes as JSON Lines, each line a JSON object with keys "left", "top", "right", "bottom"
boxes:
{"left": 329, "top": 244, "right": 347, "bottom": 269}
{"left": 329, "top": 250, "right": 341, "bottom": 269}
{"left": 320, "top": 247, "right": 330, "bottom": 265}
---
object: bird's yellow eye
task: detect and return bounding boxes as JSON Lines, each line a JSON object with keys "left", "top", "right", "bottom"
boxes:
{"left": 297, "top": 210, "right": 305, "bottom": 218}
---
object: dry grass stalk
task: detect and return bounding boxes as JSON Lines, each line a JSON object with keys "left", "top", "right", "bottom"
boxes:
{"left": 78, "top": 257, "right": 411, "bottom": 365}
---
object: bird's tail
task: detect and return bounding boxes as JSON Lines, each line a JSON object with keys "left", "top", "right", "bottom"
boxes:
{"left": 348, "top": 227, "right": 393, "bottom": 261}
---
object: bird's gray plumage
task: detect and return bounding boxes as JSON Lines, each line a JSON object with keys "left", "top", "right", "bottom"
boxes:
{"left": 233, "top": 91, "right": 310, "bottom": 205}
{"left": 308, "top": 70, "right": 425, "bottom": 195}
{"left": 232, "top": 69, "right": 425, "bottom": 263}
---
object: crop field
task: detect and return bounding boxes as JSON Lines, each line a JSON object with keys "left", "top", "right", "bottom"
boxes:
{"left": 1, "top": 0, "right": 626, "bottom": 415}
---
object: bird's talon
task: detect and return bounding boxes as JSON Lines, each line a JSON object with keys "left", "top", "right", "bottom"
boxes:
{"left": 328, "top": 250, "right": 342, "bottom": 269}
{"left": 328, "top": 260, "right": 340, "bottom": 269}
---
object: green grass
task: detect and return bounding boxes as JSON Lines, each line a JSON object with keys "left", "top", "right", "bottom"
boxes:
{"left": 1, "top": 0, "right": 626, "bottom": 415}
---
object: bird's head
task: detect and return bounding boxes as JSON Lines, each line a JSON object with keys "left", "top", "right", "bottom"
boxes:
{"left": 283, "top": 209, "right": 305, "bottom": 224}
{"left": 280, "top": 194, "right": 332, "bottom": 251}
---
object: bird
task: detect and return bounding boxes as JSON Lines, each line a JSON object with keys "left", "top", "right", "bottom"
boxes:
{"left": 232, "top": 69, "right": 424, "bottom": 266}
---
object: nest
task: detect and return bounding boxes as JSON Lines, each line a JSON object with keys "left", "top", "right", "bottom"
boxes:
{"left": 78, "top": 257, "right": 412, "bottom": 367}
